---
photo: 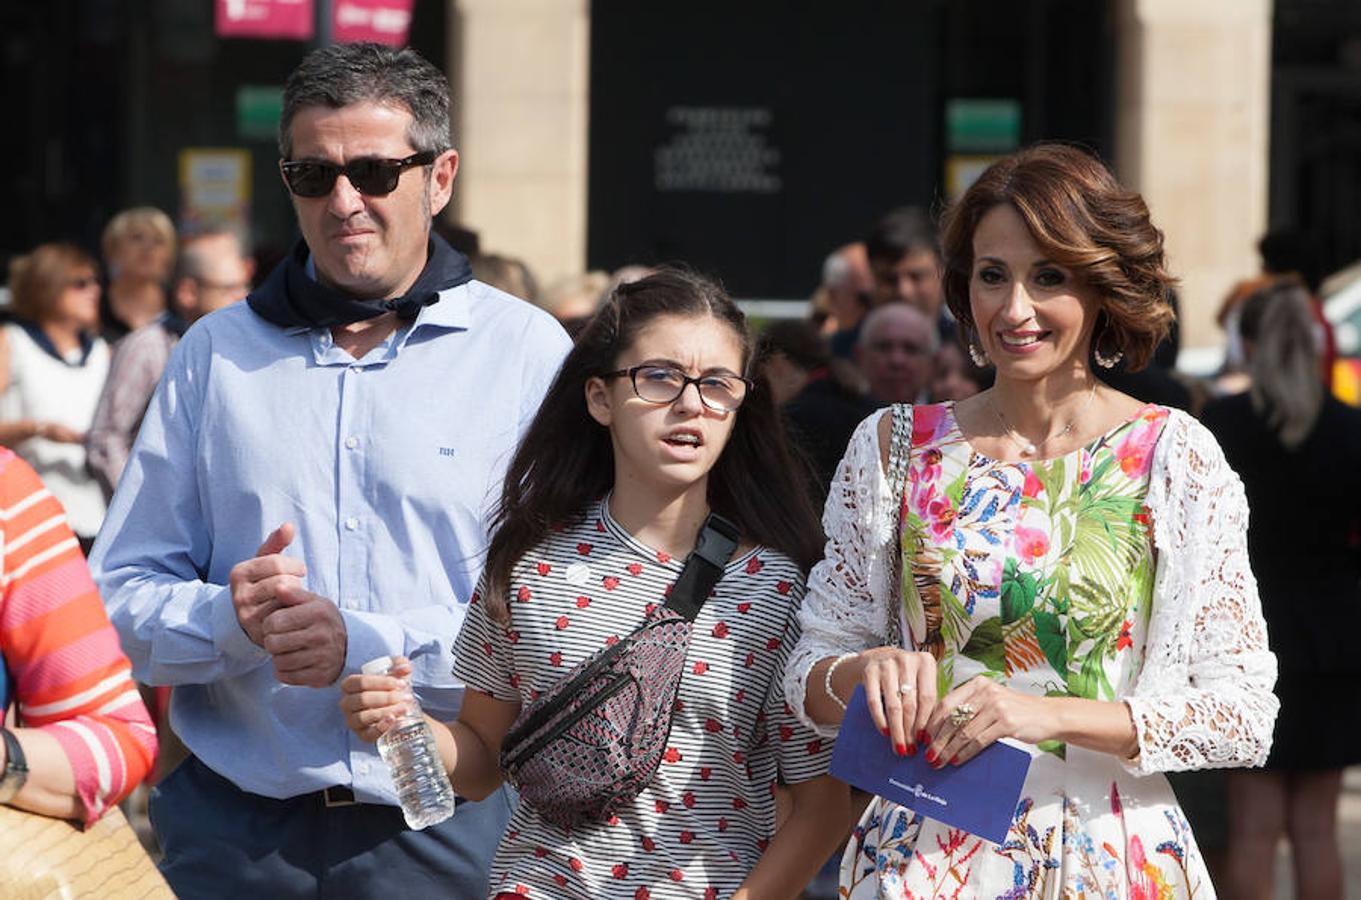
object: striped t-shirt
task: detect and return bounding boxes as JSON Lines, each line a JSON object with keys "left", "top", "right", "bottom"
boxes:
{"left": 0, "top": 448, "right": 155, "bottom": 822}
{"left": 455, "top": 498, "right": 834, "bottom": 899}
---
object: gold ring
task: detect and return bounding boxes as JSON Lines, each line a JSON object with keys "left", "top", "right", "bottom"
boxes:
{"left": 949, "top": 703, "right": 976, "bottom": 727}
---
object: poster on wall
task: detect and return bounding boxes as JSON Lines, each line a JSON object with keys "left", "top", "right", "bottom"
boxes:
{"left": 215, "top": 0, "right": 314, "bottom": 40}
{"left": 333, "top": 0, "right": 413, "bottom": 46}
{"left": 179, "top": 149, "right": 252, "bottom": 234}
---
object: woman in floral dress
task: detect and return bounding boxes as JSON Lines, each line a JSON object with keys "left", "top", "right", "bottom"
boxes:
{"left": 786, "top": 144, "right": 1279, "bottom": 899}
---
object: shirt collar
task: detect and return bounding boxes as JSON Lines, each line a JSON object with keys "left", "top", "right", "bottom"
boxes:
{"left": 14, "top": 317, "right": 95, "bottom": 366}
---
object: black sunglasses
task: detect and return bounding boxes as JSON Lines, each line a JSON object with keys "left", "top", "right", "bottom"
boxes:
{"left": 280, "top": 151, "right": 436, "bottom": 198}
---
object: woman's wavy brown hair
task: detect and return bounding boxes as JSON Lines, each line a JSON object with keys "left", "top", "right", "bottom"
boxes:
{"left": 7, "top": 243, "right": 99, "bottom": 323}
{"left": 940, "top": 143, "right": 1176, "bottom": 372}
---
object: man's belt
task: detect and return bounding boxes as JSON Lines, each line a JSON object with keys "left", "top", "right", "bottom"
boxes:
{"left": 321, "top": 785, "right": 358, "bottom": 807}
{"left": 317, "top": 784, "right": 467, "bottom": 810}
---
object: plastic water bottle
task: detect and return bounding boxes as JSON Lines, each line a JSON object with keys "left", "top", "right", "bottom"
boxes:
{"left": 361, "top": 656, "right": 457, "bottom": 829}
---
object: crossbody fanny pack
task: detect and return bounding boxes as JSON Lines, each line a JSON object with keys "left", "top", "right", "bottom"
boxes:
{"left": 499, "top": 513, "right": 740, "bottom": 829}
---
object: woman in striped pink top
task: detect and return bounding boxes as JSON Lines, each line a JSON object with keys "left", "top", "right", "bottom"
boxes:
{"left": 0, "top": 447, "right": 155, "bottom": 823}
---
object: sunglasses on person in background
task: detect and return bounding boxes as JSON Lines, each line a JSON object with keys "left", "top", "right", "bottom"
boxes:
{"left": 279, "top": 151, "right": 436, "bottom": 198}
{"left": 602, "top": 364, "right": 752, "bottom": 413}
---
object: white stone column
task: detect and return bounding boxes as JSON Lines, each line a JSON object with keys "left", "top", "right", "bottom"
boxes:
{"left": 447, "top": 0, "right": 590, "bottom": 292}
{"left": 1115, "top": 0, "right": 1274, "bottom": 354}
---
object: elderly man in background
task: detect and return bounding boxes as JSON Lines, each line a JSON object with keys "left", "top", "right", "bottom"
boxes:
{"left": 854, "top": 301, "right": 937, "bottom": 405}
{"left": 821, "top": 242, "right": 874, "bottom": 360}
{"left": 86, "top": 227, "right": 253, "bottom": 500}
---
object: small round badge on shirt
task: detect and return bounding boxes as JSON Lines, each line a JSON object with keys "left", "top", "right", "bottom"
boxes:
{"left": 565, "top": 562, "right": 591, "bottom": 586}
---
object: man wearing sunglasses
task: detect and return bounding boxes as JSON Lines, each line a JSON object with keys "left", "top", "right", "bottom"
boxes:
{"left": 91, "top": 42, "right": 570, "bottom": 899}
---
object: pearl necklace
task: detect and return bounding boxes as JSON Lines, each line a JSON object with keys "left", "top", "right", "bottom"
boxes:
{"left": 987, "top": 383, "right": 1099, "bottom": 458}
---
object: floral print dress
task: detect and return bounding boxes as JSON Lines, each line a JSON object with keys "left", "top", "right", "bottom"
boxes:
{"left": 843, "top": 402, "right": 1213, "bottom": 899}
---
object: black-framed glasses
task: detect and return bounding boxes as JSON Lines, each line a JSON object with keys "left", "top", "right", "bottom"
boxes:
{"left": 603, "top": 364, "right": 752, "bottom": 413}
{"left": 279, "top": 151, "right": 436, "bottom": 198}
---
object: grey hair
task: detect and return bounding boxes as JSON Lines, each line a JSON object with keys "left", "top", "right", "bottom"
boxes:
{"left": 822, "top": 250, "right": 853, "bottom": 288}
{"left": 174, "top": 227, "right": 247, "bottom": 283}
{"left": 857, "top": 301, "right": 940, "bottom": 354}
{"left": 279, "top": 42, "right": 452, "bottom": 158}
{"left": 1239, "top": 280, "right": 1323, "bottom": 450}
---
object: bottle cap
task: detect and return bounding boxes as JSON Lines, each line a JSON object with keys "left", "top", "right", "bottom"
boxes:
{"left": 360, "top": 656, "right": 394, "bottom": 676}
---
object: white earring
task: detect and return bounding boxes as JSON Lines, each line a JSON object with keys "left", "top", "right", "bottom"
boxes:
{"left": 1093, "top": 346, "right": 1123, "bottom": 369}
{"left": 967, "top": 336, "right": 989, "bottom": 368}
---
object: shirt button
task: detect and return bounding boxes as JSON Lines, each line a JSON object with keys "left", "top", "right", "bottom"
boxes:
{"left": 345, "top": 517, "right": 359, "bottom": 531}
{"left": 356, "top": 760, "right": 370, "bottom": 774}
{"left": 349, "top": 365, "right": 362, "bottom": 373}
{"left": 344, "top": 436, "right": 359, "bottom": 450}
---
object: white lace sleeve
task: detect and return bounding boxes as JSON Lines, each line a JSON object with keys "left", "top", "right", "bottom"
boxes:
{"left": 1123, "top": 411, "right": 1279, "bottom": 774}
{"left": 785, "top": 408, "right": 898, "bottom": 736}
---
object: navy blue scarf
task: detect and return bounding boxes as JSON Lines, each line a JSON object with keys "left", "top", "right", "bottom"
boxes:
{"left": 14, "top": 319, "right": 95, "bottom": 366}
{"left": 247, "top": 233, "right": 473, "bottom": 329}
{"left": 159, "top": 311, "right": 189, "bottom": 338}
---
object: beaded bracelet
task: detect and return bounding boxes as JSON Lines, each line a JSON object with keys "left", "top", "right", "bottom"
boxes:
{"left": 823, "top": 652, "right": 858, "bottom": 712}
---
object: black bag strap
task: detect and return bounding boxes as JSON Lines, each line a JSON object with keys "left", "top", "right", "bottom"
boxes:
{"left": 664, "top": 512, "right": 741, "bottom": 621}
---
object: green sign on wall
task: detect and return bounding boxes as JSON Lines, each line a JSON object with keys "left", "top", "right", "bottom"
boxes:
{"left": 236, "top": 85, "right": 284, "bottom": 142}
{"left": 946, "top": 99, "right": 1022, "bottom": 154}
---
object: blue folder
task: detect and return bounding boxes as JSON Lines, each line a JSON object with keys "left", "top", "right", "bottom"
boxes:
{"left": 829, "top": 684, "right": 1032, "bottom": 844}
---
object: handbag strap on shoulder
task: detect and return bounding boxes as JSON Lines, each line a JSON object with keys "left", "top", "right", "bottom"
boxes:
{"left": 663, "top": 513, "right": 741, "bottom": 621}
{"left": 885, "top": 403, "right": 913, "bottom": 648}
{"left": 887, "top": 403, "right": 913, "bottom": 500}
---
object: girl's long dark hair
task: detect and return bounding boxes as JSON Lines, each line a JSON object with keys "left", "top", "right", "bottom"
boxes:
{"left": 482, "top": 267, "right": 825, "bottom": 622}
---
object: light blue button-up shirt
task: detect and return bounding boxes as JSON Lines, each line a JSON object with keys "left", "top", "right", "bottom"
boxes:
{"left": 91, "top": 280, "right": 570, "bottom": 802}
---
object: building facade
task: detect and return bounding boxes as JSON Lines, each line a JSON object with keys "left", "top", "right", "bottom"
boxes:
{"left": 6, "top": 0, "right": 1360, "bottom": 353}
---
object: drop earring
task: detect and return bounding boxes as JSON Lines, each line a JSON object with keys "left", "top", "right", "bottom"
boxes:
{"left": 1092, "top": 319, "right": 1123, "bottom": 369}
{"left": 1093, "top": 329, "right": 1122, "bottom": 369}
{"left": 967, "top": 330, "right": 989, "bottom": 367}
{"left": 1093, "top": 346, "right": 1123, "bottom": 369}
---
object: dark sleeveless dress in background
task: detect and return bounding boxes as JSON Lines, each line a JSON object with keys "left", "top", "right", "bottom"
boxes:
{"left": 1202, "top": 391, "right": 1361, "bottom": 770}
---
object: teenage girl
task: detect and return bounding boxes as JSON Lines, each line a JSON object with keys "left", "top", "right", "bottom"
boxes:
{"left": 342, "top": 268, "right": 850, "bottom": 898}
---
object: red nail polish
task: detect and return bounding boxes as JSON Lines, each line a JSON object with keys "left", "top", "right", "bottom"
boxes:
{"left": 906, "top": 744, "right": 917, "bottom": 757}
{"left": 895, "top": 743, "right": 907, "bottom": 756}
{"left": 950, "top": 755, "right": 960, "bottom": 766}
{"left": 924, "top": 748, "right": 937, "bottom": 764}
{"left": 881, "top": 727, "right": 890, "bottom": 737}
{"left": 918, "top": 730, "right": 930, "bottom": 746}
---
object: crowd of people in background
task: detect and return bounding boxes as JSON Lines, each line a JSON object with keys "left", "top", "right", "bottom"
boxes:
{"left": 0, "top": 44, "right": 1355, "bottom": 897}
{"left": 0, "top": 197, "right": 1047, "bottom": 533}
